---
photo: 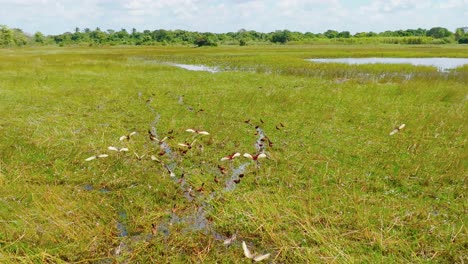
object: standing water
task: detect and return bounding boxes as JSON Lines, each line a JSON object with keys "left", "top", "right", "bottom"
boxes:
{"left": 307, "top": 57, "right": 468, "bottom": 72}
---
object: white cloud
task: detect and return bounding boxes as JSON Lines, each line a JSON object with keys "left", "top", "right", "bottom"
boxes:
{"left": 438, "top": 0, "right": 468, "bottom": 8}
{"left": 0, "top": 0, "right": 466, "bottom": 34}
{"left": 360, "top": 0, "right": 432, "bottom": 13}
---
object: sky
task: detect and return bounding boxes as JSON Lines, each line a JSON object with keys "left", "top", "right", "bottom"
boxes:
{"left": 0, "top": 0, "right": 467, "bottom": 35}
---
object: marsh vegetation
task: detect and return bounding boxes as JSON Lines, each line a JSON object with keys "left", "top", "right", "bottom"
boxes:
{"left": 0, "top": 45, "right": 466, "bottom": 263}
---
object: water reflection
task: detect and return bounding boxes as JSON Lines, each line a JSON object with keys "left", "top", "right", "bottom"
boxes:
{"left": 307, "top": 57, "right": 468, "bottom": 71}
{"left": 167, "top": 63, "right": 220, "bottom": 73}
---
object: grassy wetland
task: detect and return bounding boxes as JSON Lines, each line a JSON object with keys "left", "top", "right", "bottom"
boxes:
{"left": 0, "top": 45, "right": 466, "bottom": 263}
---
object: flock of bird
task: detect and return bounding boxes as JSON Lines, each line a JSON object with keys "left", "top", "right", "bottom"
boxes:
{"left": 85, "top": 117, "right": 406, "bottom": 262}
{"left": 85, "top": 127, "right": 269, "bottom": 168}
{"left": 85, "top": 122, "right": 274, "bottom": 261}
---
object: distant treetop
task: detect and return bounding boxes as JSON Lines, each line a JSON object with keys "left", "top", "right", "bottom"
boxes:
{"left": 0, "top": 25, "right": 466, "bottom": 47}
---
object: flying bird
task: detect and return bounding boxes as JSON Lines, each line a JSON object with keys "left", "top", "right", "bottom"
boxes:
{"left": 119, "top": 131, "right": 137, "bottom": 141}
{"left": 150, "top": 155, "right": 161, "bottom": 163}
{"left": 151, "top": 223, "right": 158, "bottom": 235}
{"left": 243, "top": 153, "right": 267, "bottom": 161}
{"left": 85, "top": 154, "right": 108, "bottom": 161}
{"left": 196, "top": 183, "right": 205, "bottom": 193}
{"left": 134, "top": 152, "right": 146, "bottom": 160}
{"left": 218, "top": 165, "right": 228, "bottom": 175}
{"left": 108, "top": 146, "right": 129, "bottom": 152}
{"left": 223, "top": 233, "right": 237, "bottom": 246}
{"left": 390, "top": 124, "right": 406, "bottom": 136}
{"left": 164, "top": 164, "right": 176, "bottom": 177}
{"left": 242, "top": 241, "right": 270, "bottom": 262}
{"left": 178, "top": 139, "right": 197, "bottom": 149}
{"left": 220, "top": 152, "right": 241, "bottom": 161}
{"left": 148, "top": 130, "right": 167, "bottom": 144}
{"left": 186, "top": 129, "right": 210, "bottom": 135}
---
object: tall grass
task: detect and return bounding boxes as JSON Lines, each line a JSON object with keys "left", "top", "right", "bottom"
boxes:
{"left": 0, "top": 45, "right": 466, "bottom": 263}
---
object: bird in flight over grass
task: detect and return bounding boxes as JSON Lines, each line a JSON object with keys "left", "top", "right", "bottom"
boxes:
{"left": 119, "top": 131, "right": 137, "bottom": 141}
{"left": 223, "top": 233, "right": 237, "bottom": 246}
{"left": 150, "top": 155, "right": 161, "bottom": 163}
{"left": 108, "top": 146, "right": 129, "bottom": 152}
{"left": 178, "top": 139, "right": 197, "bottom": 149}
{"left": 390, "top": 124, "right": 406, "bottom": 136}
{"left": 148, "top": 130, "right": 168, "bottom": 144}
{"left": 186, "top": 128, "right": 210, "bottom": 135}
{"left": 242, "top": 241, "right": 270, "bottom": 262}
{"left": 85, "top": 154, "right": 108, "bottom": 161}
{"left": 243, "top": 153, "right": 267, "bottom": 161}
{"left": 134, "top": 152, "right": 146, "bottom": 160}
{"left": 220, "top": 152, "right": 241, "bottom": 161}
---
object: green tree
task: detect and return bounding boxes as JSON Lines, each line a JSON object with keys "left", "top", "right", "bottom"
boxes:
{"left": 239, "top": 39, "right": 247, "bottom": 46}
{"left": 33, "top": 32, "right": 46, "bottom": 44}
{"left": 338, "top": 31, "right": 350, "bottom": 38}
{"left": 427, "top": 27, "right": 452, "bottom": 38}
{"left": 454, "top": 28, "right": 465, "bottom": 41}
{"left": 0, "top": 25, "right": 14, "bottom": 46}
{"left": 324, "top": 30, "right": 338, "bottom": 38}
{"left": 270, "top": 30, "right": 291, "bottom": 44}
{"left": 194, "top": 35, "right": 217, "bottom": 47}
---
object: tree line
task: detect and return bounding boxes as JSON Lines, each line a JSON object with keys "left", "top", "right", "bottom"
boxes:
{"left": 1, "top": 25, "right": 467, "bottom": 47}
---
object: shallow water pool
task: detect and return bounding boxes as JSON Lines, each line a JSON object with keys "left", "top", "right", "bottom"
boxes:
{"left": 307, "top": 57, "right": 468, "bottom": 72}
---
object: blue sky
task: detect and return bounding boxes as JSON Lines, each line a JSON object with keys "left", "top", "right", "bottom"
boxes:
{"left": 0, "top": 0, "right": 467, "bottom": 35}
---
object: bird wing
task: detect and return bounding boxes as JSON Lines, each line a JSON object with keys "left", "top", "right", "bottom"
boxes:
{"left": 242, "top": 241, "right": 253, "bottom": 259}
{"left": 253, "top": 253, "right": 270, "bottom": 262}
{"left": 85, "top": 156, "right": 96, "bottom": 161}
{"left": 243, "top": 153, "right": 253, "bottom": 159}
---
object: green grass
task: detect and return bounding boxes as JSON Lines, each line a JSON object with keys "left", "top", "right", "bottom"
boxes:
{"left": 0, "top": 45, "right": 466, "bottom": 263}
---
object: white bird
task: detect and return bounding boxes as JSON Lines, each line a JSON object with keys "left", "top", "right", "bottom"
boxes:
{"left": 85, "top": 154, "right": 108, "bottom": 161}
{"left": 223, "top": 233, "right": 237, "bottom": 246}
{"left": 119, "top": 131, "right": 137, "bottom": 141}
{"left": 163, "top": 164, "right": 176, "bottom": 177}
{"left": 134, "top": 152, "right": 145, "bottom": 160}
{"left": 186, "top": 128, "right": 210, "bottom": 135}
{"left": 148, "top": 131, "right": 168, "bottom": 144}
{"left": 242, "top": 241, "right": 270, "bottom": 262}
{"left": 178, "top": 139, "right": 197, "bottom": 149}
{"left": 389, "top": 124, "right": 406, "bottom": 136}
{"left": 150, "top": 155, "right": 161, "bottom": 163}
{"left": 108, "top": 146, "right": 129, "bottom": 152}
{"left": 220, "top": 152, "right": 241, "bottom": 161}
{"left": 243, "top": 153, "right": 267, "bottom": 161}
